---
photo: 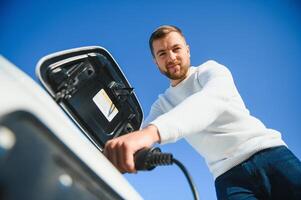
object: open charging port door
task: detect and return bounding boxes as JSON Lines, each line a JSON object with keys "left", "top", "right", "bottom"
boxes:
{"left": 36, "top": 46, "right": 143, "bottom": 150}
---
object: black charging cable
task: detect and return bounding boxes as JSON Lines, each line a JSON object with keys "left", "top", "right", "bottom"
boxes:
{"left": 134, "top": 147, "right": 200, "bottom": 200}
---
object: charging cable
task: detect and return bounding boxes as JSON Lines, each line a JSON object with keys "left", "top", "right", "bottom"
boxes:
{"left": 134, "top": 147, "right": 200, "bottom": 200}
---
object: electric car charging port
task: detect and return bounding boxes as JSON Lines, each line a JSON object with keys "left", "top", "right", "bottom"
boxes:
{"left": 36, "top": 47, "right": 143, "bottom": 149}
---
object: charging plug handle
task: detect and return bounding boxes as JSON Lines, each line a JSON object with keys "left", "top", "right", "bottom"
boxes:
{"left": 134, "top": 147, "right": 173, "bottom": 171}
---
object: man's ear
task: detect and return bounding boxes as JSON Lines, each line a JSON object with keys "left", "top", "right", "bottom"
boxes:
{"left": 153, "top": 56, "right": 158, "bottom": 65}
{"left": 187, "top": 45, "right": 190, "bottom": 57}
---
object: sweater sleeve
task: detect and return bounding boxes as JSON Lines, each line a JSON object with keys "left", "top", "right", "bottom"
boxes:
{"left": 150, "top": 61, "right": 235, "bottom": 144}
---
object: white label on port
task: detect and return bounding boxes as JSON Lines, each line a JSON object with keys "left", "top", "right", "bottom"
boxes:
{"left": 93, "top": 89, "right": 118, "bottom": 122}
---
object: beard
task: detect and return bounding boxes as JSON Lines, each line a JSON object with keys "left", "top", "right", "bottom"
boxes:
{"left": 160, "top": 62, "right": 190, "bottom": 80}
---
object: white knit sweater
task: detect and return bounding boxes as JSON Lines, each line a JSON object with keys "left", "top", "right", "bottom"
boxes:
{"left": 142, "top": 60, "right": 286, "bottom": 179}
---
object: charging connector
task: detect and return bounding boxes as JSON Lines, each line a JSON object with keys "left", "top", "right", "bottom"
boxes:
{"left": 134, "top": 147, "right": 200, "bottom": 200}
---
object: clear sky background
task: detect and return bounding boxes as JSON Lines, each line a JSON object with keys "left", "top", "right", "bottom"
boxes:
{"left": 1, "top": 1, "right": 301, "bottom": 199}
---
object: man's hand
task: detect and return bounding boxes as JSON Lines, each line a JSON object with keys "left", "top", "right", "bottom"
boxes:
{"left": 103, "top": 125, "right": 160, "bottom": 173}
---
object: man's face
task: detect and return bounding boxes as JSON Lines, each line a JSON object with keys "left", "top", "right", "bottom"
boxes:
{"left": 152, "top": 31, "right": 190, "bottom": 85}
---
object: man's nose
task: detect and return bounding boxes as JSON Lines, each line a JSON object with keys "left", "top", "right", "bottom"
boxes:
{"left": 167, "top": 51, "right": 177, "bottom": 62}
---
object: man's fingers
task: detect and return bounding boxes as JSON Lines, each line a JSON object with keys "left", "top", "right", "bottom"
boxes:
{"left": 104, "top": 141, "right": 118, "bottom": 169}
{"left": 124, "top": 143, "right": 137, "bottom": 173}
{"left": 103, "top": 142, "right": 110, "bottom": 160}
{"left": 117, "top": 143, "right": 126, "bottom": 172}
{"left": 104, "top": 140, "right": 136, "bottom": 173}
{"left": 111, "top": 145, "right": 120, "bottom": 170}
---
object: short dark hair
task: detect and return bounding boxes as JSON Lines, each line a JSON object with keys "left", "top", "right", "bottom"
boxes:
{"left": 149, "top": 25, "right": 185, "bottom": 57}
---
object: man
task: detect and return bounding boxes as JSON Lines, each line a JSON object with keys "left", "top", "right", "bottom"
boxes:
{"left": 104, "top": 25, "right": 301, "bottom": 199}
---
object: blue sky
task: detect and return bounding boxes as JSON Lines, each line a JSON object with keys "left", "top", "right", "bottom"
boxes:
{"left": 1, "top": 1, "right": 301, "bottom": 199}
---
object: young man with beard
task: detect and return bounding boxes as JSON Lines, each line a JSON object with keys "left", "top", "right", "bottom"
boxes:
{"left": 104, "top": 25, "right": 301, "bottom": 199}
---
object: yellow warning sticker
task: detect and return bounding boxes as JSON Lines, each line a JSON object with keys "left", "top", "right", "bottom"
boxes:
{"left": 93, "top": 89, "right": 118, "bottom": 122}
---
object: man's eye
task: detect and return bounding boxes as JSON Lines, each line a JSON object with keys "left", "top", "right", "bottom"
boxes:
{"left": 174, "top": 47, "right": 181, "bottom": 52}
{"left": 159, "top": 52, "right": 166, "bottom": 57}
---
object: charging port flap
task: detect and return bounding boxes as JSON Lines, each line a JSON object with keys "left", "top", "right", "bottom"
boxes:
{"left": 36, "top": 46, "right": 143, "bottom": 150}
